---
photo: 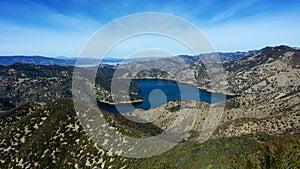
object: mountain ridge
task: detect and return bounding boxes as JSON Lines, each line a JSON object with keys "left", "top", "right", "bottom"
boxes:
{"left": 0, "top": 48, "right": 266, "bottom": 67}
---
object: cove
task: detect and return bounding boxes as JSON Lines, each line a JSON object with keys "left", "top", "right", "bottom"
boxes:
{"left": 98, "top": 79, "right": 233, "bottom": 114}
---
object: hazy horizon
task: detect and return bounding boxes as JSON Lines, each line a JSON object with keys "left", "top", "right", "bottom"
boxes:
{"left": 0, "top": 44, "right": 298, "bottom": 59}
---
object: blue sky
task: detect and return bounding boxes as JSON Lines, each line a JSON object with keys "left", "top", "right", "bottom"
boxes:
{"left": 0, "top": 0, "right": 299, "bottom": 57}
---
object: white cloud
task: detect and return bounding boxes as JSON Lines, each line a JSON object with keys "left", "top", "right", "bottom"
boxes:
{"left": 211, "top": 11, "right": 235, "bottom": 23}
{"left": 48, "top": 13, "right": 101, "bottom": 31}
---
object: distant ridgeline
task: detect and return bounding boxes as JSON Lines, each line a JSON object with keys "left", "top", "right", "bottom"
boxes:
{"left": 0, "top": 56, "right": 76, "bottom": 66}
{"left": 0, "top": 55, "right": 167, "bottom": 66}
{"left": 0, "top": 51, "right": 251, "bottom": 67}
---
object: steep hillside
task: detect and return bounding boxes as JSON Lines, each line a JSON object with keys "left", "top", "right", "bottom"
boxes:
{"left": 0, "top": 63, "right": 141, "bottom": 110}
{"left": 0, "top": 63, "right": 73, "bottom": 108}
{"left": 0, "top": 99, "right": 163, "bottom": 168}
{"left": 0, "top": 99, "right": 125, "bottom": 168}
{"left": 1, "top": 99, "right": 299, "bottom": 168}
{"left": 213, "top": 46, "right": 300, "bottom": 137}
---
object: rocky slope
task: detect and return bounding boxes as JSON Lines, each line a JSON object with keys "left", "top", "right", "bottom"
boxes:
{"left": 215, "top": 46, "right": 300, "bottom": 137}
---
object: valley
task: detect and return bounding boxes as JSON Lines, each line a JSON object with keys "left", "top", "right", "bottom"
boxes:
{"left": 0, "top": 45, "right": 299, "bottom": 168}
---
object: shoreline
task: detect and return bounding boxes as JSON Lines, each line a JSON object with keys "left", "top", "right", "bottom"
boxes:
{"left": 97, "top": 77, "right": 240, "bottom": 106}
{"left": 98, "top": 99, "right": 143, "bottom": 106}
{"left": 130, "top": 77, "right": 240, "bottom": 96}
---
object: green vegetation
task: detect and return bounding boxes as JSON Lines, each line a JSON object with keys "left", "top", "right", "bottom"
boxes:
{"left": 1, "top": 99, "right": 299, "bottom": 168}
{"left": 100, "top": 108, "right": 163, "bottom": 138}
{"left": 130, "top": 133, "right": 300, "bottom": 169}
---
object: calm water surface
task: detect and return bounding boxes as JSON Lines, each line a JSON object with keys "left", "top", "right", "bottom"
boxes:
{"left": 98, "top": 79, "right": 232, "bottom": 113}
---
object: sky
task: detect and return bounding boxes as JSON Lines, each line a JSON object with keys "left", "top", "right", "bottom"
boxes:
{"left": 0, "top": 0, "right": 299, "bottom": 57}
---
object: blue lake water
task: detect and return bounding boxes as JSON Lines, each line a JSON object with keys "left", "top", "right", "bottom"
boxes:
{"left": 98, "top": 79, "right": 232, "bottom": 114}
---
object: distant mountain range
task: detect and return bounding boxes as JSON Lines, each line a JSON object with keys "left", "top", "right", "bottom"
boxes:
{"left": 0, "top": 51, "right": 252, "bottom": 67}
{"left": 0, "top": 56, "right": 75, "bottom": 66}
{"left": 0, "top": 55, "right": 168, "bottom": 66}
{"left": 0, "top": 56, "right": 115, "bottom": 66}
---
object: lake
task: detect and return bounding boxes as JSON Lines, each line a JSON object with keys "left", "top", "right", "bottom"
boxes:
{"left": 98, "top": 79, "right": 232, "bottom": 113}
